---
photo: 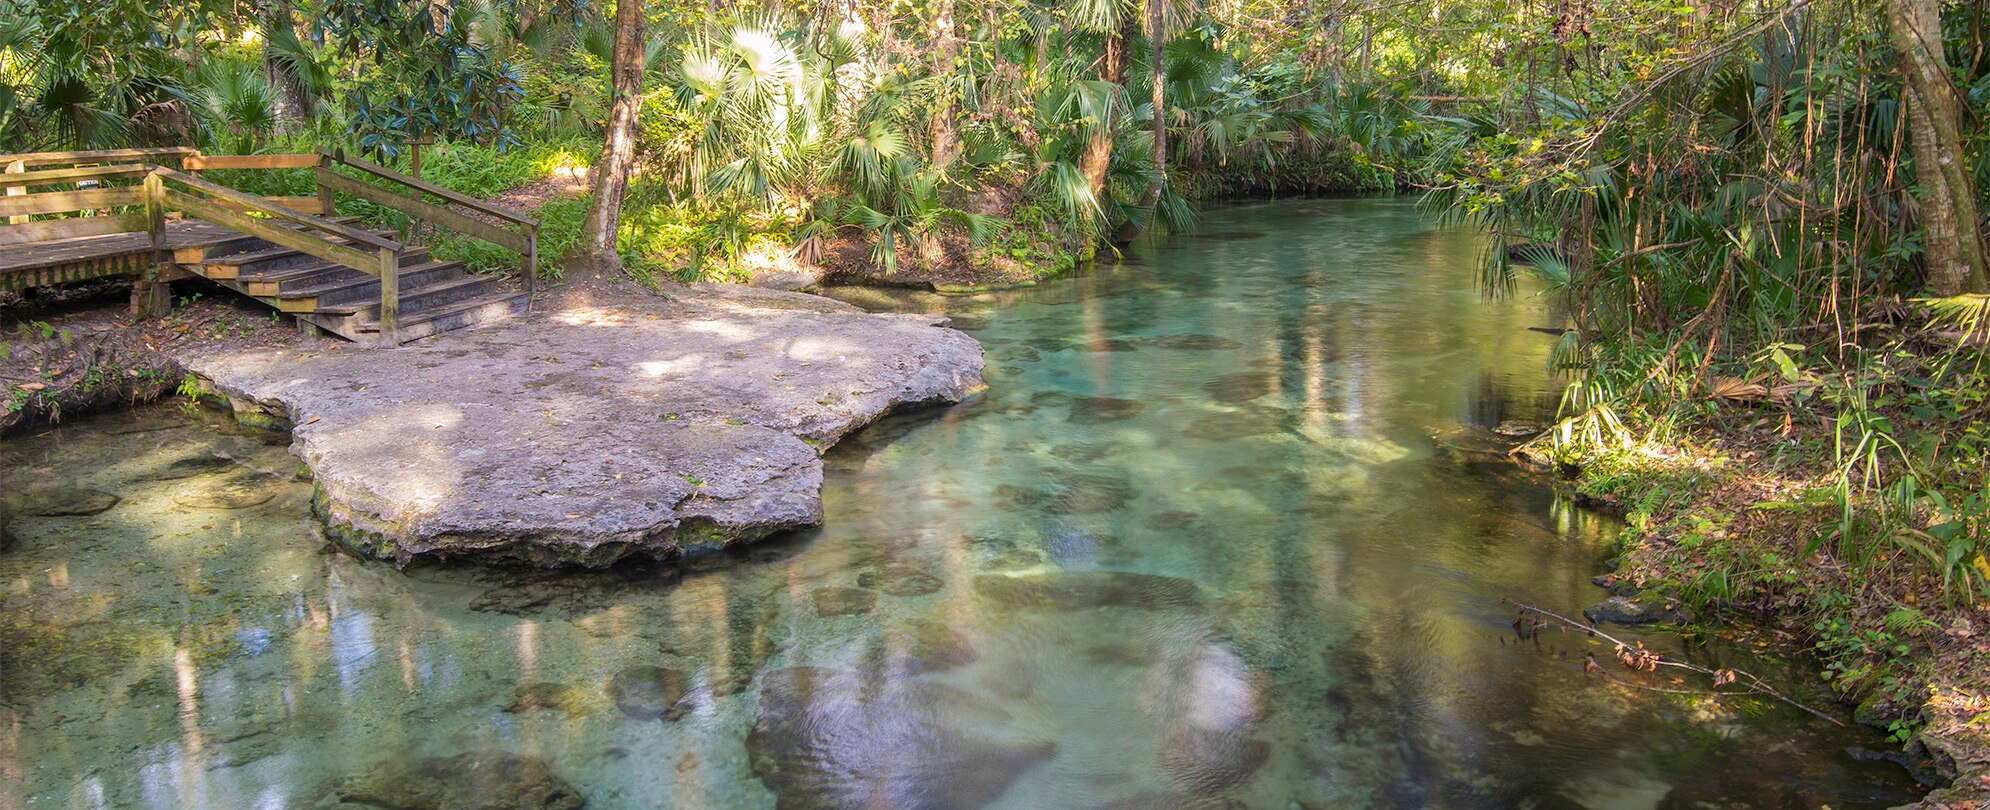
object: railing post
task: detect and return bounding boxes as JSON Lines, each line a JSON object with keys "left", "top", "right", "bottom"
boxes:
{"left": 523, "top": 226, "right": 538, "bottom": 311}
{"left": 5, "top": 160, "right": 24, "bottom": 224}
{"left": 378, "top": 246, "right": 400, "bottom": 347}
{"left": 316, "top": 154, "right": 335, "bottom": 217}
{"left": 138, "top": 171, "right": 170, "bottom": 318}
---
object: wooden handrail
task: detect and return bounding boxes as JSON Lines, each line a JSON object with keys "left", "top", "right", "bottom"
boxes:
{"left": 321, "top": 149, "right": 539, "bottom": 228}
{"left": 153, "top": 167, "right": 401, "bottom": 252}
{"left": 316, "top": 169, "right": 529, "bottom": 252}
{"left": 0, "top": 186, "right": 144, "bottom": 219}
{"left": 183, "top": 152, "right": 320, "bottom": 171}
{"left": 2, "top": 163, "right": 155, "bottom": 187}
{"left": 315, "top": 148, "right": 540, "bottom": 305}
{"left": 160, "top": 188, "right": 382, "bottom": 276}
{"left": 0, "top": 147, "right": 198, "bottom": 169}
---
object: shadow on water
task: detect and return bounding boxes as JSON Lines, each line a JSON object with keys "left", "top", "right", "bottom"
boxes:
{"left": 1, "top": 197, "right": 1924, "bottom": 808}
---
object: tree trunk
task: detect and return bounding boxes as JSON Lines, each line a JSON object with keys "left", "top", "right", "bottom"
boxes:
{"left": 831, "top": 0, "right": 872, "bottom": 139}
{"left": 574, "top": 0, "right": 646, "bottom": 276}
{"left": 264, "top": 0, "right": 308, "bottom": 128}
{"left": 1142, "top": 0, "right": 1167, "bottom": 212}
{"left": 927, "top": 0, "right": 962, "bottom": 169}
{"left": 1079, "top": 17, "right": 1133, "bottom": 203}
{"left": 1889, "top": 0, "right": 1989, "bottom": 295}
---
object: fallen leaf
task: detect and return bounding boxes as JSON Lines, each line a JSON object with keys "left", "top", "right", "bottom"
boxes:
{"left": 1711, "top": 376, "right": 1767, "bottom": 401}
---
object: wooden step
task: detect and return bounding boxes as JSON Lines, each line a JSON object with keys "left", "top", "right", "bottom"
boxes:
{"left": 199, "top": 230, "right": 404, "bottom": 280}
{"left": 351, "top": 291, "right": 530, "bottom": 342}
{"left": 276, "top": 260, "right": 468, "bottom": 311}
{"left": 240, "top": 260, "right": 340, "bottom": 296}
{"left": 242, "top": 248, "right": 434, "bottom": 296}
{"left": 320, "top": 274, "right": 506, "bottom": 320}
{"left": 173, "top": 216, "right": 367, "bottom": 264}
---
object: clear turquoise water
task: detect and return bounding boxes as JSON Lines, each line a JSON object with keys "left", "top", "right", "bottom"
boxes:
{"left": 2, "top": 198, "right": 1920, "bottom": 808}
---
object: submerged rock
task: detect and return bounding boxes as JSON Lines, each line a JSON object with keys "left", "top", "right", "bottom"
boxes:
{"left": 1589, "top": 574, "right": 1641, "bottom": 596}
{"left": 1068, "top": 396, "right": 1146, "bottom": 424}
{"left": 1093, "top": 791, "right": 1248, "bottom": 810}
{"left": 995, "top": 484, "right": 1052, "bottom": 507}
{"left": 1046, "top": 486, "right": 1133, "bottom": 515}
{"left": 813, "top": 586, "right": 878, "bottom": 617}
{"left": 1204, "top": 374, "right": 1275, "bottom": 404}
{"left": 506, "top": 682, "right": 593, "bottom": 715}
{"left": 156, "top": 454, "right": 239, "bottom": 479}
{"left": 1160, "top": 727, "right": 1271, "bottom": 794}
{"left": 984, "top": 549, "right": 1044, "bottom": 571}
{"left": 334, "top": 750, "right": 585, "bottom": 809}
{"left": 1047, "top": 531, "right": 1122, "bottom": 557}
{"left": 606, "top": 666, "right": 690, "bottom": 721}
{"left": 888, "top": 620, "right": 978, "bottom": 673}
{"left": 1138, "top": 334, "right": 1245, "bottom": 351}
{"left": 1183, "top": 410, "right": 1287, "bottom": 442}
{"left": 747, "top": 667, "right": 1054, "bottom": 810}
{"left": 180, "top": 285, "right": 985, "bottom": 568}
{"left": 1582, "top": 596, "right": 1683, "bottom": 626}
{"left": 1048, "top": 442, "right": 1115, "bottom": 462}
{"left": 172, "top": 473, "right": 279, "bottom": 509}
{"left": 1046, "top": 469, "right": 1137, "bottom": 515}
{"left": 857, "top": 565, "right": 946, "bottom": 597}
{"left": 1085, "top": 643, "right": 1159, "bottom": 668}
{"left": 973, "top": 571, "right": 1202, "bottom": 611}
{"left": 14, "top": 486, "right": 120, "bottom": 517}
{"left": 964, "top": 534, "right": 1015, "bottom": 551}
{"left": 1030, "top": 390, "right": 1076, "bottom": 407}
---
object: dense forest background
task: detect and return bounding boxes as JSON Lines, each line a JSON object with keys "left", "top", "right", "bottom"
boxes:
{"left": 4, "top": 0, "right": 1990, "bottom": 750}
{"left": 13, "top": 0, "right": 1976, "bottom": 292}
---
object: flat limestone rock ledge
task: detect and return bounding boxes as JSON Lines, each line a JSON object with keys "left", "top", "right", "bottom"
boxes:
{"left": 179, "top": 284, "right": 984, "bottom": 568}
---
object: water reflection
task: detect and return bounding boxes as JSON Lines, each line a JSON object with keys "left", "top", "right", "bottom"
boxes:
{"left": 1, "top": 198, "right": 1921, "bottom": 808}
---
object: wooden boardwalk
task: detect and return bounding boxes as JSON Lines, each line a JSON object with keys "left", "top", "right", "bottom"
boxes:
{"left": 0, "top": 147, "right": 542, "bottom": 345}
{"left": 0, "top": 219, "right": 247, "bottom": 290}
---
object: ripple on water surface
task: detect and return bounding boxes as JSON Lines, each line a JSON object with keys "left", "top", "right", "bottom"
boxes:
{"left": 1, "top": 198, "right": 1924, "bottom": 808}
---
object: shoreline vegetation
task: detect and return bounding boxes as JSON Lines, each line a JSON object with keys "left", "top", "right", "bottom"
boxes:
{"left": 5, "top": 0, "right": 1990, "bottom": 804}
{"left": 1526, "top": 347, "right": 1990, "bottom": 804}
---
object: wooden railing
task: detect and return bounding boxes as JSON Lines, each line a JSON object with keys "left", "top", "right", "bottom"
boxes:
{"left": 315, "top": 149, "right": 539, "bottom": 301}
{"left": 153, "top": 167, "right": 410, "bottom": 345}
{"left": 180, "top": 151, "right": 329, "bottom": 215}
{"left": 0, "top": 145, "right": 540, "bottom": 346}
{"left": 2, "top": 148, "right": 197, "bottom": 225}
{"left": 3, "top": 147, "right": 198, "bottom": 170}
{"left": 0, "top": 164, "right": 156, "bottom": 246}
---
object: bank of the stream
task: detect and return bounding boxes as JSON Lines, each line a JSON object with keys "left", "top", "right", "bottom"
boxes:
{"left": 0, "top": 282, "right": 307, "bottom": 436}
{"left": 1551, "top": 416, "right": 1990, "bottom": 808}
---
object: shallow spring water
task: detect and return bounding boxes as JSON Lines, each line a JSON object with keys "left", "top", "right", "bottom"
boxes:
{"left": 2, "top": 198, "right": 1921, "bottom": 808}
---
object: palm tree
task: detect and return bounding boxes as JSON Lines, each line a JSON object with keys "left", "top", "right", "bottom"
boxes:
{"left": 0, "top": 7, "right": 191, "bottom": 150}
{"left": 1070, "top": 0, "right": 1134, "bottom": 202}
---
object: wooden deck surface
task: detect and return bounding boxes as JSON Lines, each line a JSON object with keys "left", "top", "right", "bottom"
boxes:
{"left": 0, "top": 219, "right": 253, "bottom": 290}
{"left": 0, "top": 218, "right": 245, "bottom": 274}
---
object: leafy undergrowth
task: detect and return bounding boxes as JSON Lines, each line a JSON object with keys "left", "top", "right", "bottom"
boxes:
{"left": 1546, "top": 329, "right": 1990, "bottom": 805}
